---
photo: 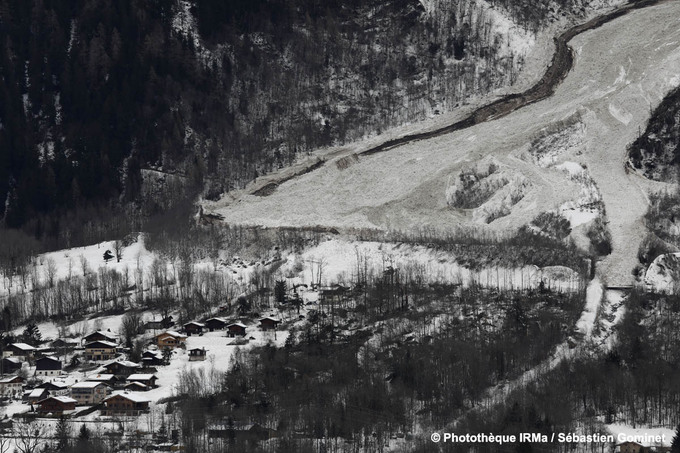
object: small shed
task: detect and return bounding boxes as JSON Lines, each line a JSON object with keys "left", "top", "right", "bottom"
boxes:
{"left": 183, "top": 322, "right": 205, "bottom": 336}
{"left": 51, "top": 339, "right": 78, "bottom": 349}
{"left": 126, "top": 374, "right": 158, "bottom": 388}
{"left": 259, "top": 317, "right": 281, "bottom": 331}
{"left": 205, "top": 318, "right": 228, "bottom": 331}
{"left": 144, "top": 316, "right": 174, "bottom": 331}
{"left": 188, "top": 348, "right": 207, "bottom": 362}
{"left": 124, "top": 381, "right": 149, "bottom": 392}
{"left": 227, "top": 323, "right": 247, "bottom": 337}
{"left": 141, "top": 351, "right": 164, "bottom": 366}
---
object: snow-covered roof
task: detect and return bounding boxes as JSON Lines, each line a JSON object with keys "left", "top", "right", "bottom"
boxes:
{"left": 43, "top": 396, "right": 77, "bottom": 404}
{"left": 104, "top": 359, "right": 139, "bottom": 368}
{"left": 85, "top": 331, "right": 116, "bottom": 339}
{"left": 106, "top": 392, "right": 150, "bottom": 403}
{"left": 125, "top": 382, "right": 148, "bottom": 389}
{"left": 3, "top": 357, "right": 21, "bottom": 364}
{"left": 37, "top": 381, "right": 68, "bottom": 389}
{"left": 38, "top": 355, "right": 60, "bottom": 362}
{"left": 227, "top": 322, "right": 247, "bottom": 329}
{"left": 206, "top": 317, "right": 227, "bottom": 323}
{"left": 0, "top": 376, "right": 22, "bottom": 384}
{"left": 71, "top": 381, "right": 107, "bottom": 389}
{"left": 184, "top": 321, "right": 205, "bottom": 327}
{"left": 157, "top": 330, "right": 186, "bottom": 339}
{"left": 29, "top": 388, "right": 47, "bottom": 397}
{"left": 85, "top": 340, "right": 117, "bottom": 348}
{"left": 86, "top": 374, "right": 116, "bottom": 381}
{"left": 10, "top": 343, "right": 36, "bottom": 351}
{"left": 259, "top": 317, "right": 280, "bottom": 323}
{"left": 127, "top": 374, "right": 156, "bottom": 381}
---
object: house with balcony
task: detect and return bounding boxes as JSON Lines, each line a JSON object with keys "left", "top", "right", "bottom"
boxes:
{"left": 156, "top": 331, "right": 187, "bottom": 349}
{"left": 36, "top": 396, "right": 77, "bottom": 415}
{"left": 84, "top": 341, "right": 117, "bottom": 361}
{"left": 0, "top": 376, "right": 23, "bottom": 397}
{"left": 70, "top": 381, "right": 110, "bottom": 405}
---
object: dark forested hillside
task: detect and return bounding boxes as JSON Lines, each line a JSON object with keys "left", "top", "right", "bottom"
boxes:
{"left": 628, "top": 85, "right": 680, "bottom": 182}
{"left": 0, "top": 0, "right": 606, "bottom": 249}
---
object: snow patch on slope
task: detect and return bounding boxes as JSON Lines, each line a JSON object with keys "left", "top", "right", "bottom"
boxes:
{"left": 171, "top": 1, "right": 220, "bottom": 67}
{"left": 476, "top": 0, "right": 536, "bottom": 59}
{"left": 645, "top": 252, "right": 680, "bottom": 293}
{"left": 556, "top": 162, "right": 602, "bottom": 227}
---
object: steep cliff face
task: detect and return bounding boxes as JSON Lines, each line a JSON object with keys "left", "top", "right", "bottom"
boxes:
{"left": 0, "top": 0, "right": 615, "bottom": 244}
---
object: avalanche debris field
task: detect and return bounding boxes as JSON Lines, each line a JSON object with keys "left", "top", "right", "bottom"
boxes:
{"left": 208, "top": 1, "right": 680, "bottom": 286}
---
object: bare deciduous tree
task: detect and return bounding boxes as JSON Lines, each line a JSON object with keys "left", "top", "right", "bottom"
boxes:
{"left": 45, "top": 257, "right": 57, "bottom": 288}
{"left": 113, "top": 240, "right": 125, "bottom": 263}
{"left": 13, "top": 420, "right": 46, "bottom": 453}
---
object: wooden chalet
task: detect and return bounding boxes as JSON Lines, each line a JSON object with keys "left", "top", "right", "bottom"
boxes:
{"left": 102, "top": 393, "right": 150, "bottom": 416}
{"left": 259, "top": 317, "right": 281, "bottom": 331}
{"left": 188, "top": 348, "right": 207, "bottom": 361}
{"left": 51, "top": 339, "right": 78, "bottom": 349}
{"left": 205, "top": 317, "right": 228, "bottom": 331}
{"left": 85, "top": 374, "right": 119, "bottom": 387}
{"left": 183, "top": 321, "right": 205, "bottom": 336}
{"left": 319, "top": 284, "right": 350, "bottom": 305}
{"left": 83, "top": 331, "right": 117, "bottom": 344}
{"left": 1, "top": 357, "right": 21, "bottom": 374}
{"left": 126, "top": 374, "right": 158, "bottom": 388}
{"left": 3, "top": 343, "right": 36, "bottom": 359}
{"left": 141, "top": 351, "right": 164, "bottom": 366}
{"left": 226, "top": 322, "right": 247, "bottom": 337}
{"left": 102, "top": 360, "right": 141, "bottom": 377}
{"left": 124, "top": 381, "right": 149, "bottom": 392}
{"left": 35, "top": 356, "right": 62, "bottom": 377}
{"left": 35, "top": 381, "right": 69, "bottom": 396}
{"left": 37, "top": 396, "right": 77, "bottom": 414}
{"left": 0, "top": 376, "right": 24, "bottom": 397}
{"left": 84, "top": 341, "right": 117, "bottom": 361}
{"left": 156, "top": 331, "right": 187, "bottom": 349}
{"left": 144, "top": 316, "right": 174, "bottom": 331}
